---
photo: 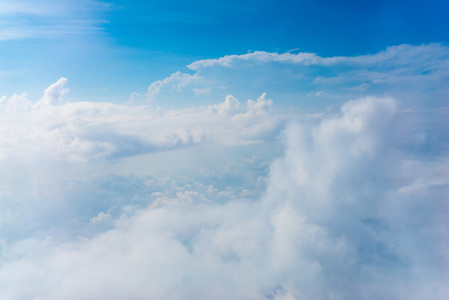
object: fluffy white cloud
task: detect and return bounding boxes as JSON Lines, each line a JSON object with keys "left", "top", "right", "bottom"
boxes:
{"left": 144, "top": 44, "right": 449, "bottom": 112}
{"left": 0, "top": 96, "right": 447, "bottom": 299}
{"left": 0, "top": 45, "right": 448, "bottom": 299}
{"left": 0, "top": 80, "right": 283, "bottom": 163}
{"left": 208, "top": 95, "right": 243, "bottom": 116}
{"left": 37, "top": 77, "right": 69, "bottom": 106}
{"left": 146, "top": 72, "right": 201, "bottom": 102}
{"left": 208, "top": 93, "right": 272, "bottom": 120}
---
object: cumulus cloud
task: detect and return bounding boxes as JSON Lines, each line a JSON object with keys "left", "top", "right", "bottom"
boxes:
{"left": 147, "top": 71, "right": 201, "bottom": 102}
{"left": 208, "top": 95, "right": 243, "bottom": 116}
{"left": 0, "top": 96, "right": 447, "bottom": 299}
{"left": 0, "top": 79, "right": 283, "bottom": 163}
{"left": 142, "top": 44, "right": 448, "bottom": 112}
{"left": 207, "top": 93, "right": 272, "bottom": 119}
{"left": 0, "top": 45, "right": 448, "bottom": 299}
{"left": 0, "top": 92, "right": 32, "bottom": 112}
{"left": 37, "top": 77, "right": 69, "bottom": 106}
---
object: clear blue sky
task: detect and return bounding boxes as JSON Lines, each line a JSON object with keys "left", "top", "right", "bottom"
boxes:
{"left": 1, "top": 0, "right": 448, "bottom": 102}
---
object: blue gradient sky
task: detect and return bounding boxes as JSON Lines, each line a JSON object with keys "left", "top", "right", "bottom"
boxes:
{"left": 1, "top": 0, "right": 448, "bottom": 103}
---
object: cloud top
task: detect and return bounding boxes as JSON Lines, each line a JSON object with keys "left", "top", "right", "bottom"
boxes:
{"left": 136, "top": 44, "right": 449, "bottom": 114}
{"left": 0, "top": 44, "right": 447, "bottom": 299}
{"left": 37, "top": 77, "right": 69, "bottom": 106}
{"left": 0, "top": 96, "right": 447, "bottom": 299}
{"left": 0, "top": 80, "right": 282, "bottom": 162}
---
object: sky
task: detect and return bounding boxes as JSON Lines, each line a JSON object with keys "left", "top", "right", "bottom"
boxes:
{"left": 1, "top": 0, "right": 449, "bottom": 102}
{"left": 0, "top": 1, "right": 448, "bottom": 299}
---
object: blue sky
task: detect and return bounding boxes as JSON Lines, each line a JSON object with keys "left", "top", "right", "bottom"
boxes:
{"left": 0, "top": 1, "right": 449, "bottom": 299}
{"left": 1, "top": 0, "right": 448, "bottom": 103}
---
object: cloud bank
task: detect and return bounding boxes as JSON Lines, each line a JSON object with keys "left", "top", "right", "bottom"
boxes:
{"left": 0, "top": 44, "right": 448, "bottom": 299}
{"left": 0, "top": 85, "right": 280, "bottom": 163}
{"left": 0, "top": 96, "right": 447, "bottom": 299}
{"left": 144, "top": 44, "right": 449, "bottom": 113}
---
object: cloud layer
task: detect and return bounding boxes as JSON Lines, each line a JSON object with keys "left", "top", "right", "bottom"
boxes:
{"left": 0, "top": 96, "right": 448, "bottom": 299}
{"left": 144, "top": 44, "right": 449, "bottom": 113}
{"left": 0, "top": 44, "right": 448, "bottom": 299}
{"left": 0, "top": 86, "right": 281, "bottom": 163}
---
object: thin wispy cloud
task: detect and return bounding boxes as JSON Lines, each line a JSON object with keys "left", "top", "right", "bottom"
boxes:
{"left": 0, "top": 0, "right": 112, "bottom": 41}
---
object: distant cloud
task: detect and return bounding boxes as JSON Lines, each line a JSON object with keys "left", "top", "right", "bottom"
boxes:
{"left": 0, "top": 0, "right": 111, "bottom": 41}
{"left": 193, "top": 88, "right": 210, "bottom": 97}
{"left": 0, "top": 79, "right": 283, "bottom": 163}
{"left": 90, "top": 212, "right": 112, "bottom": 224}
{"left": 175, "top": 44, "right": 449, "bottom": 112}
{"left": 147, "top": 71, "right": 200, "bottom": 102}
{"left": 187, "top": 51, "right": 322, "bottom": 70}
{"left": 208, "top": 95, "right": 243, "bottom": 116}
{"left": 37, "top": 77, "right": 69, "bottom": 106}
{"left": 188, "top": 43, "right": 449, "bottom": 70}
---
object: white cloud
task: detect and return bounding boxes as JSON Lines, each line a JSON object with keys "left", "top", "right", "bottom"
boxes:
{"left": 208, "top": 95, "right": 242, "bottom": 116}
{"left": 0, "top": 0, "right": 107, "bottom": 16}
{"left": 0, "top": 79, "right": 283, "bottom": 163}
{"left": 0, "top": 0, "right": 111, "bottom": 41}
{"left": 193, "top": 88, "right": 210, "bottom": 97}
{"left": 147, "top": 71, "right": 200, "bottom": 102}
{"left": 36, "top": 77, "right": 69, "bottom": 106}
{"left": 187, "top": 43, "right": 448, "bottom": 70}
{"left": 156, "top": 44, "right": 448, "bottom": 113}
{"left": 0, "top": 92, "right": 32, "bottom": 112}
{"left": 243, "top": 92, "right": 272, "bottom": 117}
{"left": 90, "top": 212, "right": 112, "bottom": 224}
{"left": 187, "top": 51, "right": 322, "bottom": 70}
{"left": 0, "top": 96, "right": 447, "bottom": 299}
{"left": 0, "top": 45, "right": 448, "bottom": 299}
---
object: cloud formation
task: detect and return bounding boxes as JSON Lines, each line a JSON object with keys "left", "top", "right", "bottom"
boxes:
{"left": 0, "top": 96, "right": 447, "bottom": 299}
{"left": 0, "top": 80, "right": 282, "bottom": 163}
{"left": 37, "top": 77, "right": 69, "bottom": 106}
{"left": 0, "top": 0, "right": 111, "bottom": 41}
{"left": 0, "top": 45, "right": 448, "bottom": 299}
{"left": 145, "top": 44, "right": 449, "bottom": 112}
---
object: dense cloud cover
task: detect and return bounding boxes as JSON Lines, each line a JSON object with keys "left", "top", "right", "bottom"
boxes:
{"left": 0, "top": 45, "right": 448, "bottom": 299}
